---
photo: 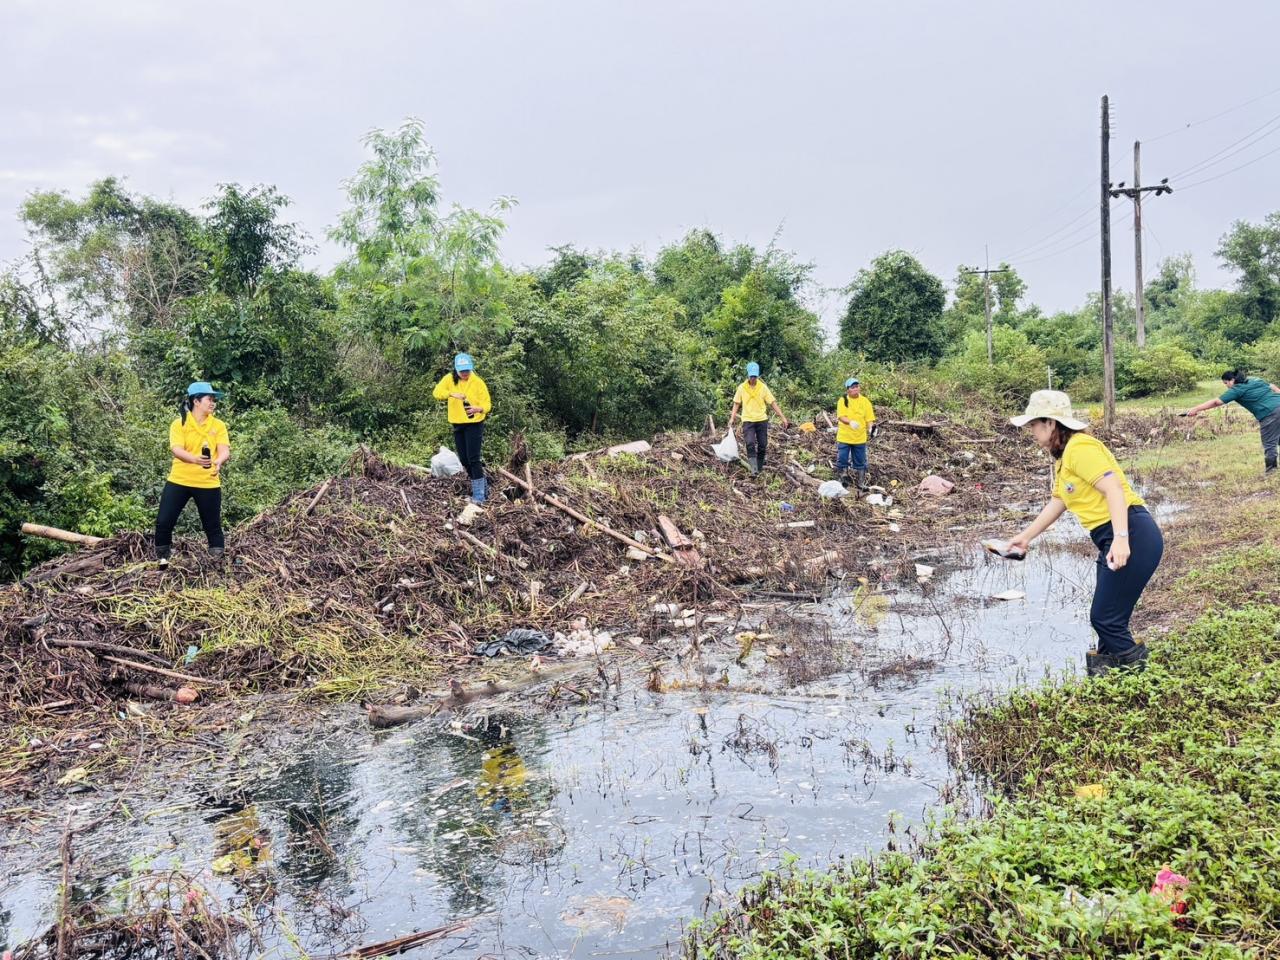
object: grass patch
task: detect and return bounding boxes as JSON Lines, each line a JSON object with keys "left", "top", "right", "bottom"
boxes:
{"left": 692, "top": 605, "right": 1280, "bottom": 959}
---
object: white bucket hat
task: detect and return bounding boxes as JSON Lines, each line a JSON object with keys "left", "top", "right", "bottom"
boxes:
{"left": 1010, "top": 390, "right": 1088, "bottom": 431}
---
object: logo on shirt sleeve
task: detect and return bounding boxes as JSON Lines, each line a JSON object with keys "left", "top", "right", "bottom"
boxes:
{"left": 1065, "top": 482, "right": 1076, "bottom": 494}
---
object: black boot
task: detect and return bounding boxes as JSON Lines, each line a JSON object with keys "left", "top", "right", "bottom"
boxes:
{"left": 1085, "top": 650, "right": 1116, "bottom": 677}
{"left": 1266, "top": 456, "right": 1277, "bottom": 474}
{"left": 156, "top": 544, "right": 171, "bottom": 569}
{"left": 855, "top": 469, "right": 870, "bottom": 491}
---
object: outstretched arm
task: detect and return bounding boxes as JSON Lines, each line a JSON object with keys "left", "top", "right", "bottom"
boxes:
{"left": 1008, "top": 498, "right": 1067, "bottom": 553}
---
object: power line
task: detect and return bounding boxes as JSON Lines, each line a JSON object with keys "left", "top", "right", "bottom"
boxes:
{"left": 1167, "top": 109, "right": 1280, "bottom": 180}
{"left": 996, "top": 204, "right": 1097, "bottom": 262}
{"left": 1178, "top": 139, "right": 1280, "bottom": 191}
{"left": 1013, "top": 207, "right": 1134, "bottom": 267}
{"left": 1145, "top": 82, "right": 1280, "bottom": 144}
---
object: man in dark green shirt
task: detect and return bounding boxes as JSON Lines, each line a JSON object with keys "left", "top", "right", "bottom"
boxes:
{"left": 1186, "top": 369, "right": 1280, "bottom": 473}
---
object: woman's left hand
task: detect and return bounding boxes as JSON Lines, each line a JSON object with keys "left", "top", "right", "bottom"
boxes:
{"left": 465, "top": 406, "right": 482, "bottom": 417}
{"left": 1107, "top": 538, "right": 1131, "bottom": 570}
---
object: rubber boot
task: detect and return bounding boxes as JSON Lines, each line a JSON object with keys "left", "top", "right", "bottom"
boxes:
{"left": 1115, "top": 642, "right": 1149, "bottom": 671}
{"left": 1085, "top": 650, "right": 1117, "bottom": 677}
{"left": 156, "top": 544, "right": 171, "bottom": 569}
{"left": 470, "top": 477, "right": 487, "bottom": 504}
{"left": 855, "top": 469, "right": 870, "bottom": 491}
{"left": 748, "top": 456, "right": 759, "bottom": 476}
{"left": 209, "top": 546, "right": 225, "bottom": 560}
{"left": 1266, "top": 456, "right": 1277, "bottom": 474}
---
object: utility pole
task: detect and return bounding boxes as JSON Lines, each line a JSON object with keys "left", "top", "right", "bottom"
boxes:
{"left": 1109, "top": 141, "right": 1172, "bottom": 349}
{"left": 1101, "top": 95, "right": 1115, "bottom": 432}
{"left": 961, "top": 247, "right": 1011, "bottom": 365}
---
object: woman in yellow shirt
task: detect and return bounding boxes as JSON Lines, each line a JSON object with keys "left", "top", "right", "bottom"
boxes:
{"left": 155, "top": 381, "right": 231, "bottom": 567}
{"left": 1006, "top": 390, "right": 1163, "bottom": 676}
{"left": 432, "top": 353, "right": 492, "bottom": 503}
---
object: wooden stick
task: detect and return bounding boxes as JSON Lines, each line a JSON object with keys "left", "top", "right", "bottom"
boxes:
{"left": 524, "top": 461, "right": 535, "bottom": 498}
{"left": 21, "top": 523, "right": 103, "bottom": 546}
{"left": 496, "top": 467, "right": 675, "bottom": 564}
{"left": 100, "top": 655, "right": 223, "bottom": 687}
{"left": 48, "top": 637, "right": 168, "bottom": 665}
{"left": 303, "top": 478, "right": 333, "bottom": 516}
{"left": 455, "top": 529, "right": 528, "bottom": 569}
{"left": 124, "top": 681, "right": 198, "bottom": 703}
{"left": 822, "top": 411, "right": 835, "bottom": 428}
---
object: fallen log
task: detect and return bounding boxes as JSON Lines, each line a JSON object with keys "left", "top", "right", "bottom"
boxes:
{"left": 21, "top": 523, "right": 103, "bottom": 547}
{"left": 496, "top": 467, "right": 675, "bottom": 564}
{"left": 21, "top": 552, "right": 109, "bottom": 586}
{"left": 365, "top": 702, "right": 440, "bottom": 729}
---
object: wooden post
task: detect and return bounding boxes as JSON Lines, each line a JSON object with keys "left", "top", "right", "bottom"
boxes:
{"left": 1101, "top": 95, "right": 1116, "bottom": 432}
{"left": 1133, "top": 139, "right": 1145, "bottom": 350}
{"left": 983, "top": 245, "right": 993, "bottom": 364}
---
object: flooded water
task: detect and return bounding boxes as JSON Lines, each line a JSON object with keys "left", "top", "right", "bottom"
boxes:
{"left": 1, "top": 525, "right": 1122, "bottom": 957}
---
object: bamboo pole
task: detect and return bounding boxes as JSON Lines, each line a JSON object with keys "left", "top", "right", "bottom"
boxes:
{"left": 496, "top": 467, "right": 675, "bottom": 564}
{"left": 21, "top": 523, "right": 103, "bottom": 546}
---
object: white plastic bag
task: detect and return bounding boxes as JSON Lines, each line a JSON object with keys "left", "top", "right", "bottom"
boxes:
{"left": 817, "top": 479, "right": 849, "bottom": 498}
{"left": 430, "top": 445, "right": 465, "bottom": 478}
{"left": 711, "top": 430, "right": 740, "bottom": 463}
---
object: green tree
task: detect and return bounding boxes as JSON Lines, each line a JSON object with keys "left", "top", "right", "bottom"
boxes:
{"left": 1217, "top": 212, "right": 1280, "bottom": 335}
{"left": 841, "top": 251, "right": 946, "bottom": 362}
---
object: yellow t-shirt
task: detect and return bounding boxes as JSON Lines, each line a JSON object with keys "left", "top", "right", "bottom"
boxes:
{"left": 167, "top": 414, "right": 230, "bottom": 489}
{"left": 733, "top": 379, "right": 775, "bottom": 423}
{"left": 432, "top": 373, "right": 492, "bottom": 424}
{"left": 835, "top": 395, "right": 876, "bottom": 444}
{"left": 1053, "top": 432, "right": 1144, "bottom": 531}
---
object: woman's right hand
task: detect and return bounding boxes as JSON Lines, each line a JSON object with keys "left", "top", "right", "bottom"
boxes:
{"left": 1007, "top": 532, "right": 1032, "bottom": 555}
{"left": 450, "top": 392, "right": 467, "bottom": 400}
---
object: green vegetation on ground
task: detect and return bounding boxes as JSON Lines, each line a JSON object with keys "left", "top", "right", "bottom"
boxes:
{"left": 689, "top": 425, "right": 1280, "bottom": 959}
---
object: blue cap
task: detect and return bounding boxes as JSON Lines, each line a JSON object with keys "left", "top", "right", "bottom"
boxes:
{"left": 187, "top": 381, "right": 224, "bottom": 398}
{"left": 746, "top": 362, "right": 761, "bottom": 377}
{"left": 845, "top": 377, "right": 859, "bottom": 388}
{"left": 454, "top": 352, "right": 475, "bottom": 372}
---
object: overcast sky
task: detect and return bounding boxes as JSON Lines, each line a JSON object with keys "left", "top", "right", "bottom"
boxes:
{"left": 3, "top": 0, "right": 1279, "bottom": 330}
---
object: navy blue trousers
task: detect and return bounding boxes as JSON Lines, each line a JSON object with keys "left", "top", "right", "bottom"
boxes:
{"left": 1087, "top": 506, "right": 1163, "bottom": 657}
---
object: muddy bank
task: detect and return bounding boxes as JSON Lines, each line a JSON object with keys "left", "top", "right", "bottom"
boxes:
{"left": 0, "top": 420, "right": 1048, "bottom": 795}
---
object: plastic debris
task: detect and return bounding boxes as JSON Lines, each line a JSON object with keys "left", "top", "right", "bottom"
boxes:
{"left": 1074, "top": 783, "right": 1107, "bottom": 799}
{"left": 914, "top": 563, "right": 935, "bottom": 581}
{"left": 991, "top": 589, "right": 1026, "bottom": 601}
{"left": 625, "top": 546, "right": 651, "bottom": 562}
{"left": 982, "top": 538, "right": 1026, "bottom": 561}
{"left": 430, "top": 445, "right": 465, "bottom": 478}
{"left": 555, "top": 628, "right": 616, "bottom": 658}
{"left": 918, "top": 475, "right": 955, "bottom": 496}
{"left": 711, "top": 430, "right": 740, "bottom": 463}
{"left": 457, "top": 503, "right": 485, "bottom": 526}
{"left": 474, "top": 628, "right": 552, "bottom": 658}
{"left": 865, "top": 492, "right": 890, "bottom": 506}
{"left": 1151, "top": 867, "right": 1190, "bottom": 920}
{"left": 780, "top": 502, "right": 795, "bottom": 512}
{"left": 798, "top": 422, "right": 817, "bottom": 433}
{"left": 607, "top": 440, "right": 651, "bottom": 457}
{"left": 817, "top": 480, "right": 849, "bottom": 499}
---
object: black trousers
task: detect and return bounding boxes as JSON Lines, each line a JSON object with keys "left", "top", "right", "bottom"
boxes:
{"left": 1087, "top": 506, "right": 1163, "bottom": 657}
{"left": 742, "top": 421, "right": 768, "bottom": 466}
{"left": 155, "top": 482, "right": 224, "bottom": 552}
{"left": 453, "top": 422, "right": 485, "bottom": 481}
